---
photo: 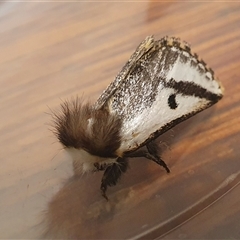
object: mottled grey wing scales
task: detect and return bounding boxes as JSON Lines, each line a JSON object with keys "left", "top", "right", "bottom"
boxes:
{"left": 110, "top": 51, "right": 160, "bottom": 120}
{"left": 95, "top": 36, "right": 155, "bottom": 110}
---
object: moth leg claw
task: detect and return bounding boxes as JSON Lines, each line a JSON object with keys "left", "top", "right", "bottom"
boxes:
{"left": 145, "top": 152, "right": 170, "bottom": 173}
{"left": 100, "top": 184, "right": 109, "bottom": 201}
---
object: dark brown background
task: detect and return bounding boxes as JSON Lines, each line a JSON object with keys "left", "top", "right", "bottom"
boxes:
{"left": 0, "top": 2, "right": 240, "bottom": 239}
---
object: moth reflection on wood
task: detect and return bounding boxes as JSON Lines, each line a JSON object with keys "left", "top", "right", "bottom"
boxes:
{"left": 52, "top": 36, "right": 223, "bottom": 200}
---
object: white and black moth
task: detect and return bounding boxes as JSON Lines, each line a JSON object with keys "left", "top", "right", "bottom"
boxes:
{"left": 53, "top": 36, "right": 223, "bottom": 200}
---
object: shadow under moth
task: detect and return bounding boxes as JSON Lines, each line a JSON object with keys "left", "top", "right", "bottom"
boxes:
{"left": 52, "top": 36, "right": 223, "bottom": 200}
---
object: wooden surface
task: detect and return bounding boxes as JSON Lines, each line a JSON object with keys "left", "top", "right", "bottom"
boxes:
{"left": 1, "top": 2, "right": 240, "bottom": 239}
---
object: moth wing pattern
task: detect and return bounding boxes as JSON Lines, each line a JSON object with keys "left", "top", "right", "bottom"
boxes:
{"left": 96, "top": 36, "right": 224, "bottom": 155}
{"left": 96, "top": 36, "right": 155, "bottom": 109}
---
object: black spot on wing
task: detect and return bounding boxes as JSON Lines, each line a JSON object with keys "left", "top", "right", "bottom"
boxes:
{"left": 168, "top": 94, "right": 178, "bottom": 109}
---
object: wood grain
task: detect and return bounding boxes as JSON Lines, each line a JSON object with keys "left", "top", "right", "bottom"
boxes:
{"left": 0, "top": 2, "right": 240, "bottom": 239}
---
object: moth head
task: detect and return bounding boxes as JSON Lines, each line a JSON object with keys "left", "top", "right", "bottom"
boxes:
{"left": 52, "top": 97, "right": 122, "bottom": 158}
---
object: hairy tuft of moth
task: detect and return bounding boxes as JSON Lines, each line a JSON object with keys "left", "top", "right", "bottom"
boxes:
{"left": 52, "top": 97, "right": 123, "bottom": 158}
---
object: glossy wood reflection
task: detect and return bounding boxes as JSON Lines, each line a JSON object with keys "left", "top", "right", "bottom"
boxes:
{"left": 0, "top": 2, "right": 240, "bottom": 239}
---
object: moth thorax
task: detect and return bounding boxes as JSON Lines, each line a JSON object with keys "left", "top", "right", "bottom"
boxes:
{"left": 66, "top": 147, "right": 117, "bottom": 173}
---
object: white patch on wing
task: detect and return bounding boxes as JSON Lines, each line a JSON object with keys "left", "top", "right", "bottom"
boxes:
{"left": 66, "top": 148, "right": 117, "bottom": 173}
{"left": 119, "top": 85, "right": 209, "bottom": 152}
{"left": 166, "top": 53, "right": 222, "bottom": 96}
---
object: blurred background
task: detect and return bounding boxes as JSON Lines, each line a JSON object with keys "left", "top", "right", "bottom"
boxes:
{"left": 0, "top": 2, "right": 240, "bottom": 239}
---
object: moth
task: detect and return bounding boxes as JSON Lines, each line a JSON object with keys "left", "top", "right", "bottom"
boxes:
{"left": 53, "top": 36, "right": 223, "bottom": 200}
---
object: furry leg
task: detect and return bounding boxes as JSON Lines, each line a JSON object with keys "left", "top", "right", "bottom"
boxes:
{"left": 100, "top": 158, "right": 128, "bottom": 200}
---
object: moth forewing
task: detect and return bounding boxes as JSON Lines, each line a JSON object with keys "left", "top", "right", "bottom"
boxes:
{"left": 97, "top": 36, "right": 223, "bottom": 154}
